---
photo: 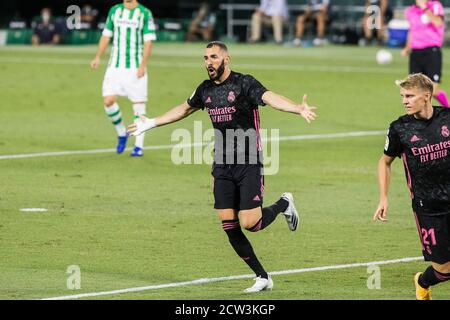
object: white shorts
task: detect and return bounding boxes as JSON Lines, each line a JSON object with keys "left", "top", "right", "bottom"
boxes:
{"left": 102, "top": 67, "right": 148, "bottom": 102}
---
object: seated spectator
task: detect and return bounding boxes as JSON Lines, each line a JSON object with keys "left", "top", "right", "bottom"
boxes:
{"left": 250, "top": 0, "right": 289, "bottom": 44}
{"left": 293, "top": 0, "right": 330, "bottom": 47}
{"left": 186, "top": 2, "right": 217, "bottom": 42}
{"left": 360, "top": 0, "right": 392, "bottom": 46}
{"left": 80, "top": 4, "right": 99, "bottom": 30}
{"left": 31, "top": 8, "right": 60, "bottom": 45}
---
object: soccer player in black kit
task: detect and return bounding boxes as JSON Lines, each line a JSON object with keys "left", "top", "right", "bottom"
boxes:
{"left": 373, "top": 73, "right": 450, "bottom": 299}
{"left": 127, "top": 41, "right": 317, "bottom": 292}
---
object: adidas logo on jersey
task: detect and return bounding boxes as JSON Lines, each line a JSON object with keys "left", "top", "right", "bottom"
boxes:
{"left": 410, "top": 135, "right": 421, "bottom": 142}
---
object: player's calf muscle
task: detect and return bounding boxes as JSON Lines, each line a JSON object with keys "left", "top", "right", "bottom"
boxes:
{"left": 104, "top": 96, "right": 117, "bottom": 106}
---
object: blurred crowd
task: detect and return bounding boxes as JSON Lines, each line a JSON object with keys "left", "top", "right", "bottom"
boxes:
{"left": 249, "top": 0, "right": 394, "bottom": 47}
{"left": 7, "top": 0, "right": 426, "bottom": 47}
{"left": 10, "top": 4, "right": 100, "bottom": 45}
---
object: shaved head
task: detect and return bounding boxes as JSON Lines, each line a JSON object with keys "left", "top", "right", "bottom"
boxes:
{"left": 206, "top": 41, "right": 228, "bottom": 53}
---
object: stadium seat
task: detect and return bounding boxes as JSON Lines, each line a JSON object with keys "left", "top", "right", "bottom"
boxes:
{"left": 155, "top": 18, "right": 186, "bottom": 42}
{"left": 62, "top": 30, "right": 101, "bottom": 45}
{"left": 6, "top": 29, "right": 32, "bottom": 44}
{"left": 156, "top": 30, "right": 185, "bottom": 42}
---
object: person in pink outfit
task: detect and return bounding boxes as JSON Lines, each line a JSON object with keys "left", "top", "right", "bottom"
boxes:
{"left": 402, "top": 0, "right": 449, "bottom": 108}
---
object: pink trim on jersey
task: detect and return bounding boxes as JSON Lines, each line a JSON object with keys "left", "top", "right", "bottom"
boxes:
{"left": 402, "top": 153, "right": 414, "bottom": 199}
{"left": 253, "top": 109, "right": 263, "bottom": 152}
{"left": 260, "top": 175, "right": 265, "bottom": 196}
{"left": 405, "top": 1, "right": 445, "bottom": 49}
{"left": 413, "top": 211, "right": 425, "bottom": 251}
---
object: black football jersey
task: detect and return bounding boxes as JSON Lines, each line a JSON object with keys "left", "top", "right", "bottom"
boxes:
{"left": 187, "top": 71, "right": 268, "bottom": 165}
{"left": 384, "top": 106, "right": 450, "bottom": 214}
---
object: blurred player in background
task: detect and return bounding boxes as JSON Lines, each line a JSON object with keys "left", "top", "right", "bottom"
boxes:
{"left": 292, "top": 0, "right": 330, "bottom": 47}
{"left": 128, "top": 41, "right": 317, "bottom": 292}
{"left": 186, "top": 2, "right": 217, "bottom": 42}
{"left": 90, "top": 0, "right": 156, "bottom": 157}
{"left": 250, "top": 0, "right": 289, "bottom": 44}
{"left": 401, "top": 0, "right": 449, "bottom": 108}
{"left": 374, "top": 74, "right": 450, "bottom": 300}
{"left": 31, "top": 8, "right": 60, "bottom": 45}
{"left": 80, "top": 4, "right": 99, "bottom": 29}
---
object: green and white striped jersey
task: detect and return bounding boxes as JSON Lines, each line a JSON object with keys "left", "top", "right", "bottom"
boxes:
{"left": 102, "top": 3, "right": 156, "bottom": 69}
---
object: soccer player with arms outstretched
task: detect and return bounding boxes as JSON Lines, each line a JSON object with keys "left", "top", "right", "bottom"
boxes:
{"left": 374, "top": 74, "right": 450, "bottom": 299}
{"left": 91, "top": 0, "right": 156, "bottom": 157}
{"left": 128, "top": 41, "right": 317, "bottom": 292}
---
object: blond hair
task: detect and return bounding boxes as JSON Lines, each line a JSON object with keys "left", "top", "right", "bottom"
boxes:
{"left": 395, "top": 73, "right": 434, "bottom": 96}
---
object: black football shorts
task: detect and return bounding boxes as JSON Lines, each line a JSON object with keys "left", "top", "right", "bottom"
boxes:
{"left": 410, "top": 46, "right": 442, "bottom": 83}
{"left": 413, "top": 211, "right": 450, "bottom": 264}
{"left": 212, "top": 164, "right": 264, "bottom": 210}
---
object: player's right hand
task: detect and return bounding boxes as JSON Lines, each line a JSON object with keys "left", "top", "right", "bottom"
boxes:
{"left": 127, "top": 116, "right": 157, "bottom": 136}
{"left": 373, "top": 201, "right": 388, "bottom": 222}
{"left": 90, "top": 57, "right": 100, "bottom": 69}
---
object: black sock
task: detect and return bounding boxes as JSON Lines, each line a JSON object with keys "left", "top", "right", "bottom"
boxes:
{"left": 419, "top": 266, "right": 450, "bottom": 288}
{"left": 222, "top": 220, "right": 268, "bottom": 279}
{"left": 247, "top": 198, "right": 289, "bottom": 232}
{"left": 269, "top": 197, "right": 289, "bottom": 213}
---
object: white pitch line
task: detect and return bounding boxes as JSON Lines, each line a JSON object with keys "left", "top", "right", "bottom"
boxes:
{"left": 0, "top": 130, "right": 386, "bottom": 160}
{"left": 20, "top": 208, "right": 48, "bottom": 212}
{"left": 0, "top": 45, "right": 389, "bottom": 60}
{"left": 41, "top": 256, "right": 423, "bottom": 300}
{"left": 0, "top": 56, "right": 405, "bottom": 74}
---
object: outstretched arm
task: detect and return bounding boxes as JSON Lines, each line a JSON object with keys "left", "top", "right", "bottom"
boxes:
{"left": 127, "top": 101, "right": 199, "bottom": 136}
{"left": 155, "top": 101, "right": 199, "bottom": 126}
{"left": 262, "top": 91, "right": 317, "bottom": 123}
{"left": 373, "top": 154, "right": 396, "bottom": 222}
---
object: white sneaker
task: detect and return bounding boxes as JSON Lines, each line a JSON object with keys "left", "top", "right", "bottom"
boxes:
{"left": 281, "top": 192, "right": 299, "bottom": 231}
{"left": 244, "top": 276, "right": 274, "bottom": 293}
{"left": 292, "top": 38, "right": 302, "bottom": 47}
{"left": 313, "top": 38, "right": 328, "bottom": 46}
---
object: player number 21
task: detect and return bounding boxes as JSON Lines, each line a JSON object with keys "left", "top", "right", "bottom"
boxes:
{"left": 421, "top": 228, "right": 437, "bottom": 246}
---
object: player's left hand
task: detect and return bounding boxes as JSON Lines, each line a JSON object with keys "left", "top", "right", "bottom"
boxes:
{"left": 373, "top": 200, "right": 389, "bottom": 223}
{"left": 298, "top": 94, "right": 317, "bottom": 123}
{"left": 137, "top": 66, "right": 146, "bottom": 78}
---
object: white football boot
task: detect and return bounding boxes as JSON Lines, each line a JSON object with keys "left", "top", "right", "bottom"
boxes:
{"left": 280, "top": 192, "right": 299, "bottom": 231}
{"left": 244, "top": 276, "right": 274, "bottom": 293}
